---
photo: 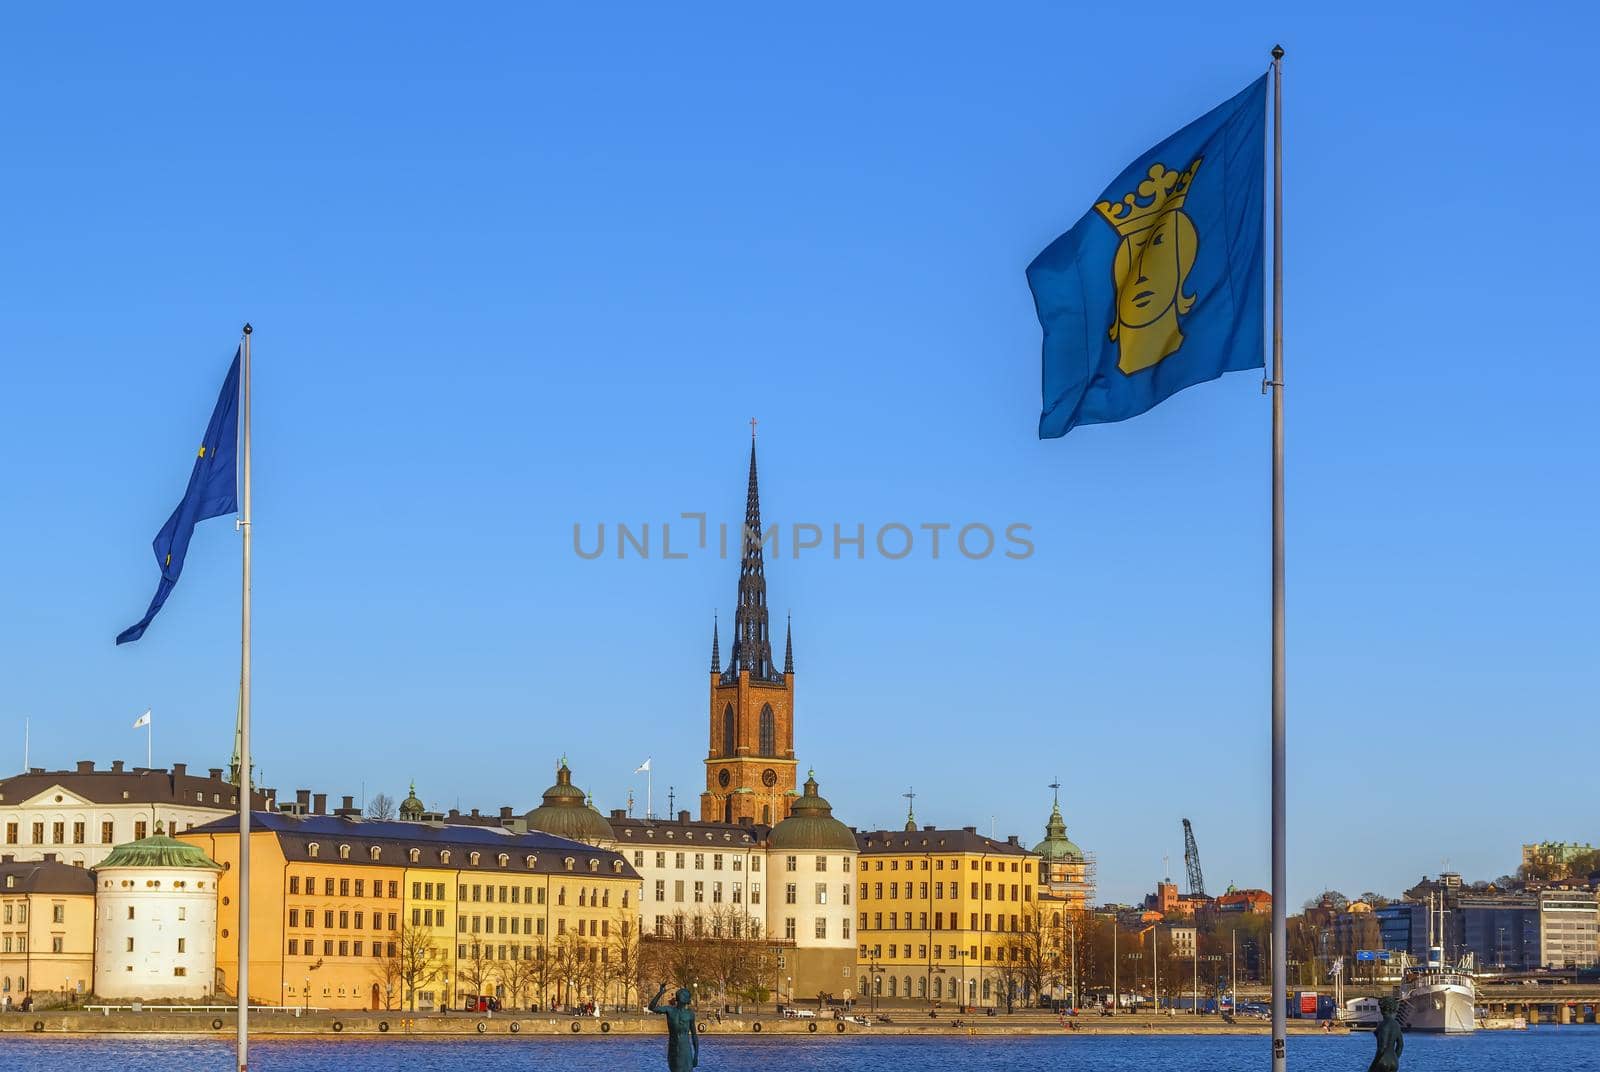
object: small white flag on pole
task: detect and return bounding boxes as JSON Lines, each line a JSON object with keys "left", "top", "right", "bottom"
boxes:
{"left": 132, "top": 709, "right": 151, "bottom": 729}
{"left": 633, "top": 758, "right": 651, "bottom": 773}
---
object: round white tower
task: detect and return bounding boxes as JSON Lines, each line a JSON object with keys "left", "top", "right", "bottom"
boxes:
{"left": 93, "top": 834, "right": 223, "bottom": 1001}
{"left": 766, "top": 772, "right": 859, "bottom": 1005}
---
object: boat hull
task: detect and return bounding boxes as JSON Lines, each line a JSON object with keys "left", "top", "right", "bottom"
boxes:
{"left": 1399, "top": 985, "right": 1475, "bottom": 1033}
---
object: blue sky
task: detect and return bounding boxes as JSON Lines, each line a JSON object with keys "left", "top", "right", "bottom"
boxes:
{"left": 2, "top": 6, "right": 1595, "bottom": 907}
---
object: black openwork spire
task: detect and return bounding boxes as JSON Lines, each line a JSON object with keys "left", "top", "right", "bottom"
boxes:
{"left": 784, "top": 613, "right": 794, "bottom": 674}
{"left": 725, "top": 435, "right": 781, "bottom": 683}
{"left": 710, "top": 614, "right": 720, "bottom": 673}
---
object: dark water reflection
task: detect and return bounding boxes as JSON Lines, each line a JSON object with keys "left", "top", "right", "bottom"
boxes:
{"left": 1, "top": 1028, "right": 1596, "bottom": 1071}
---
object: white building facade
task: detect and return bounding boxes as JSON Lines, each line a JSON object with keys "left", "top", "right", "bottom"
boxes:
{"left": 0, "top": 762, "right": 269, "bottom": 869}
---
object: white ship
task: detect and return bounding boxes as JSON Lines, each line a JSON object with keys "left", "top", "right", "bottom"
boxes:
{"left": 1397, "top": 894, "right": 1476, "bottom": 1033}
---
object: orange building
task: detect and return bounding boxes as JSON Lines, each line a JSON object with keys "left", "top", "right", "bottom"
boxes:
{"left": 701, "top": 439, "right": 797, "bottom": 826}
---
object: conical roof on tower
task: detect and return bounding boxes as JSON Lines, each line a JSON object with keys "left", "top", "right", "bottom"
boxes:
{"left": 784, "top": 614, "right": 794, "bottom": 674}
{"left": 710, "top": 614, "right": 721, "bottom": 673}
{"left": 724, "top": 435, "right": 781, "bottom": 683}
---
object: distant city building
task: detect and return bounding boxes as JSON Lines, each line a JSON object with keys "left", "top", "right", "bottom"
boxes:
{"left": 1166, "top": 923, "right": 1197, "bottom": 958}
{"left": 0, "top": 853, "right": 95, "bottom": 1005}
{"left": 93, "top": 834, "right": 223, "bottom": 1000}
{"left": 1538, "top": 887, "right": 1599, "bottom": 969}
{"left": 1215, "top": 886, "right": 1271, "bottom": 915}
{"left": 1522, "top": 842, "right": 1596, "bottom": 870}
{"left": 0, "top": 762, "right": 270, "bottom": 869}
{"left": 1457, "top": 891, "right": 1539, "bottom": 970}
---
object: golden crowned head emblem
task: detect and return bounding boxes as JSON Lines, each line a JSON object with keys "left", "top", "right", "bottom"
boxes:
{"left": 1092, "top": 158, "right": 1203, "bottom": 374}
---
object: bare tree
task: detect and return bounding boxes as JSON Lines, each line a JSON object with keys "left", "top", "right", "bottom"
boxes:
{"left": 607, "top": 909, "right": 641, "bottom": 1010}
{"left": 459, "top": 938, "right": 495, "bottom": 1008}
{"left": 371, "top": 937, "right": 405, "bottom": 1010}
{"left": 387, "top": 924, "right": 445, "bottom": 1011}
{"left": 367, "top": 793, "right": 396, "bottom": 820}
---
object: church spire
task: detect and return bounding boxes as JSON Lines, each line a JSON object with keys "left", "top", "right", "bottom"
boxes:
{"left": 710, "top": 613, "right": 721, "bottom": 673}
{"left": 725, "top": 431, "right": 779, "bottom": 683}
{"left": 784, "top": 613, "right": 794, "bottom": 674}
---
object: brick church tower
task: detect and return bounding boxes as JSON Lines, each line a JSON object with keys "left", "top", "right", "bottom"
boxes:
{"left": 701, "top": 434, "right": 796, "bottom": 826}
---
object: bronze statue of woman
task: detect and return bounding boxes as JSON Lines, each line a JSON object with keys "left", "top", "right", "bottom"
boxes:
{"left": 648, "top": 982, "right": 700, "bottom": 1071}
{"left": 1368, "top": 996, "right": 1404, "bottom": 1072}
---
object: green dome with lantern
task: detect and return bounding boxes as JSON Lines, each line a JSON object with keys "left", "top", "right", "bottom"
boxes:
{"left": 768, "top": 771, "right": 855, "bottom": 851}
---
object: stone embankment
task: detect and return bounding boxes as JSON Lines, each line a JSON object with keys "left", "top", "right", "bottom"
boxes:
{"left": 0, "top": 1010, "right": 1345, "bottom": 1038}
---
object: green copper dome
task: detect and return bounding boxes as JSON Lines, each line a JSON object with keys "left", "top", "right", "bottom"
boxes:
{"left": 524, "top": 762, "right": 614, "bottom": 844}
{"left": 769, "top": 771, "right": 855, "bottom": 851}
{"left": 1032, "top": 800, "right": 1083, "bottom": 861}
{"left": 100, "top": 835, "right": 223, "bottom": 871}
{"left": 400, "top": 780, "right": 425, "bottom": 820}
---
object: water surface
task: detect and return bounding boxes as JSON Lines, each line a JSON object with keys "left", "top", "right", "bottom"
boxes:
{"left": 2, "top": 1028, "right": 1596, "bottom": 1071}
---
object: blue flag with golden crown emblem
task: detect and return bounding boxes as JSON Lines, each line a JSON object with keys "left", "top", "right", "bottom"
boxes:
{"left": 1029, "top": 75, "right": 1267, "bottom": 438}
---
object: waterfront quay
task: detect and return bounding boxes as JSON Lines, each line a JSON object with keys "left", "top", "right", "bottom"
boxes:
{"left": 0, "top": 1008, "right": 1347, "bottom": 1038}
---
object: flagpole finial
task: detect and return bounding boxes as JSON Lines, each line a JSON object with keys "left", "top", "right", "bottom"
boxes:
{"left": 1271, "top": 44, "right": 1284, "bottom": 60}
{"left": 242, "top": 323, "right": 253, "bottom": 335}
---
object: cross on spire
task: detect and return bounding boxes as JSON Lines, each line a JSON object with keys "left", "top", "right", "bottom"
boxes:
{"left": 903, "top": 786, "right": 917, "bottom": 830}
{"left": 750, "top": 416, "right": 758, "bottom": 439}
{"left": 1048, "top": 778, "right": 1062, "bottom": 805}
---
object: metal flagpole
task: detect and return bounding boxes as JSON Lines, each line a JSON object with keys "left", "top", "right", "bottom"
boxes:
{"left": 1267, "top": 43, "right": 1288, "bottom": 1072}
{"left": 147, "top": 716, "right": 152, "bottom": 769}
{"left": 237, "top": 323, "right": 253, "bottom": 1072}
{"left": 1112, "top": 923, "right": 1117, "bottom": 1016}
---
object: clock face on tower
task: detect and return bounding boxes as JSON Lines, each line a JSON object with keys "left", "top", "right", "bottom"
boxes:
{"left": 762, "top": 768, "right": 778, "bottom": 787}
{"left": 717, "top": 769, "right": 731, "bottom": 788}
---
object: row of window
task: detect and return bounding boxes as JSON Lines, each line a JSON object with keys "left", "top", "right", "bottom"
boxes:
{"left": 289, "top": 909, "right": 399, "bottom": 932}
{"left": 648, "top": 914, "right": 850, "bottom": 941}
{"left": 861, "top": 942, "right": 1020, "bottom": 963}
{"left": 862, "top": 974, "right": 985, "bottom": 1000}
{"left": 654, "top": 879, "right": 761, "bottom": 905}
{"left": 860, "top": 881, "right": 1031, "bottom": 903}
{"left": 861, "top": 857, "right": 1032, "bottom": 874}
{"left": 285, "top": 875, "right": 629, "bottom": 909}
{"left": 860, "top": 911, "right": 1032, "bottom": 933}
{"left": 288, "top": 938, "right": 394, "bottom": 958}
{"left": 289, "top": 876, "right": 399, "bottom": 898}
{"left": 6, "top": 820, "right": 116, "bottom": 845}
{"left": 630, "top": 851, "right": 763, "bottom": 872}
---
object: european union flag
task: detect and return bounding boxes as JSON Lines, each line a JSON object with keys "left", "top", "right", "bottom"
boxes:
{"left": 1029, "top": 75, "right": 1267, "bottom": 438}
{"left": 117, "top": 350, "right": 241, "bottom": 644}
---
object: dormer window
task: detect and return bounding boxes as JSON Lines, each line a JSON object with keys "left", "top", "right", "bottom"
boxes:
{"left": 525, "top": 855, "right": 537, "bottom": 869}
{"left": 612, "top": 860, "right": 623, "bottom": 873}
{"left": 369, "top": 846, "right": 381, "bottom": 861}
{"left": 469, "top": 851, "right": 481, "bottom": 866}
{"left": 408, "top": 848, "right": 421, "bottom": 863}
{"left": 497, "top": 853, "right": 509, "bottom": 868}
{"left": 440, "top": 850, "right": 452, "bottom": 865}
{"left": 564, "top": 857, "right": 575, "bottom": 872}
{"left": 307, "top": 843, "right": 320, "bottom": 858}
{"left": 338, "top": 844, "right": 351, "bottom": 860}
{"left": 588, "top": 859, "right": 599, "bottom": 873}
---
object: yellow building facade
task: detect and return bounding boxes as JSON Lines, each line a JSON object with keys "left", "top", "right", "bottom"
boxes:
{"left": 0, "top": 854, "right": 96, "bottom": 1005}
{"left": 854, "top": 824, "right": 1039, "bottom": 1009}
{"left": 181, "top": 811, "right": 640, "bottom": 1011}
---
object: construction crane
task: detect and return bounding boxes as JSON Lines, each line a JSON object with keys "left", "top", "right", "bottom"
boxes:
{"left": 1182, "top": 818, "right": 1207, "bottom": 898}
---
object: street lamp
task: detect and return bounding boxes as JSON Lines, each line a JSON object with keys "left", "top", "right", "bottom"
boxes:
{"left": 442, "top": 974, "right": 450, "bottom": 1015}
